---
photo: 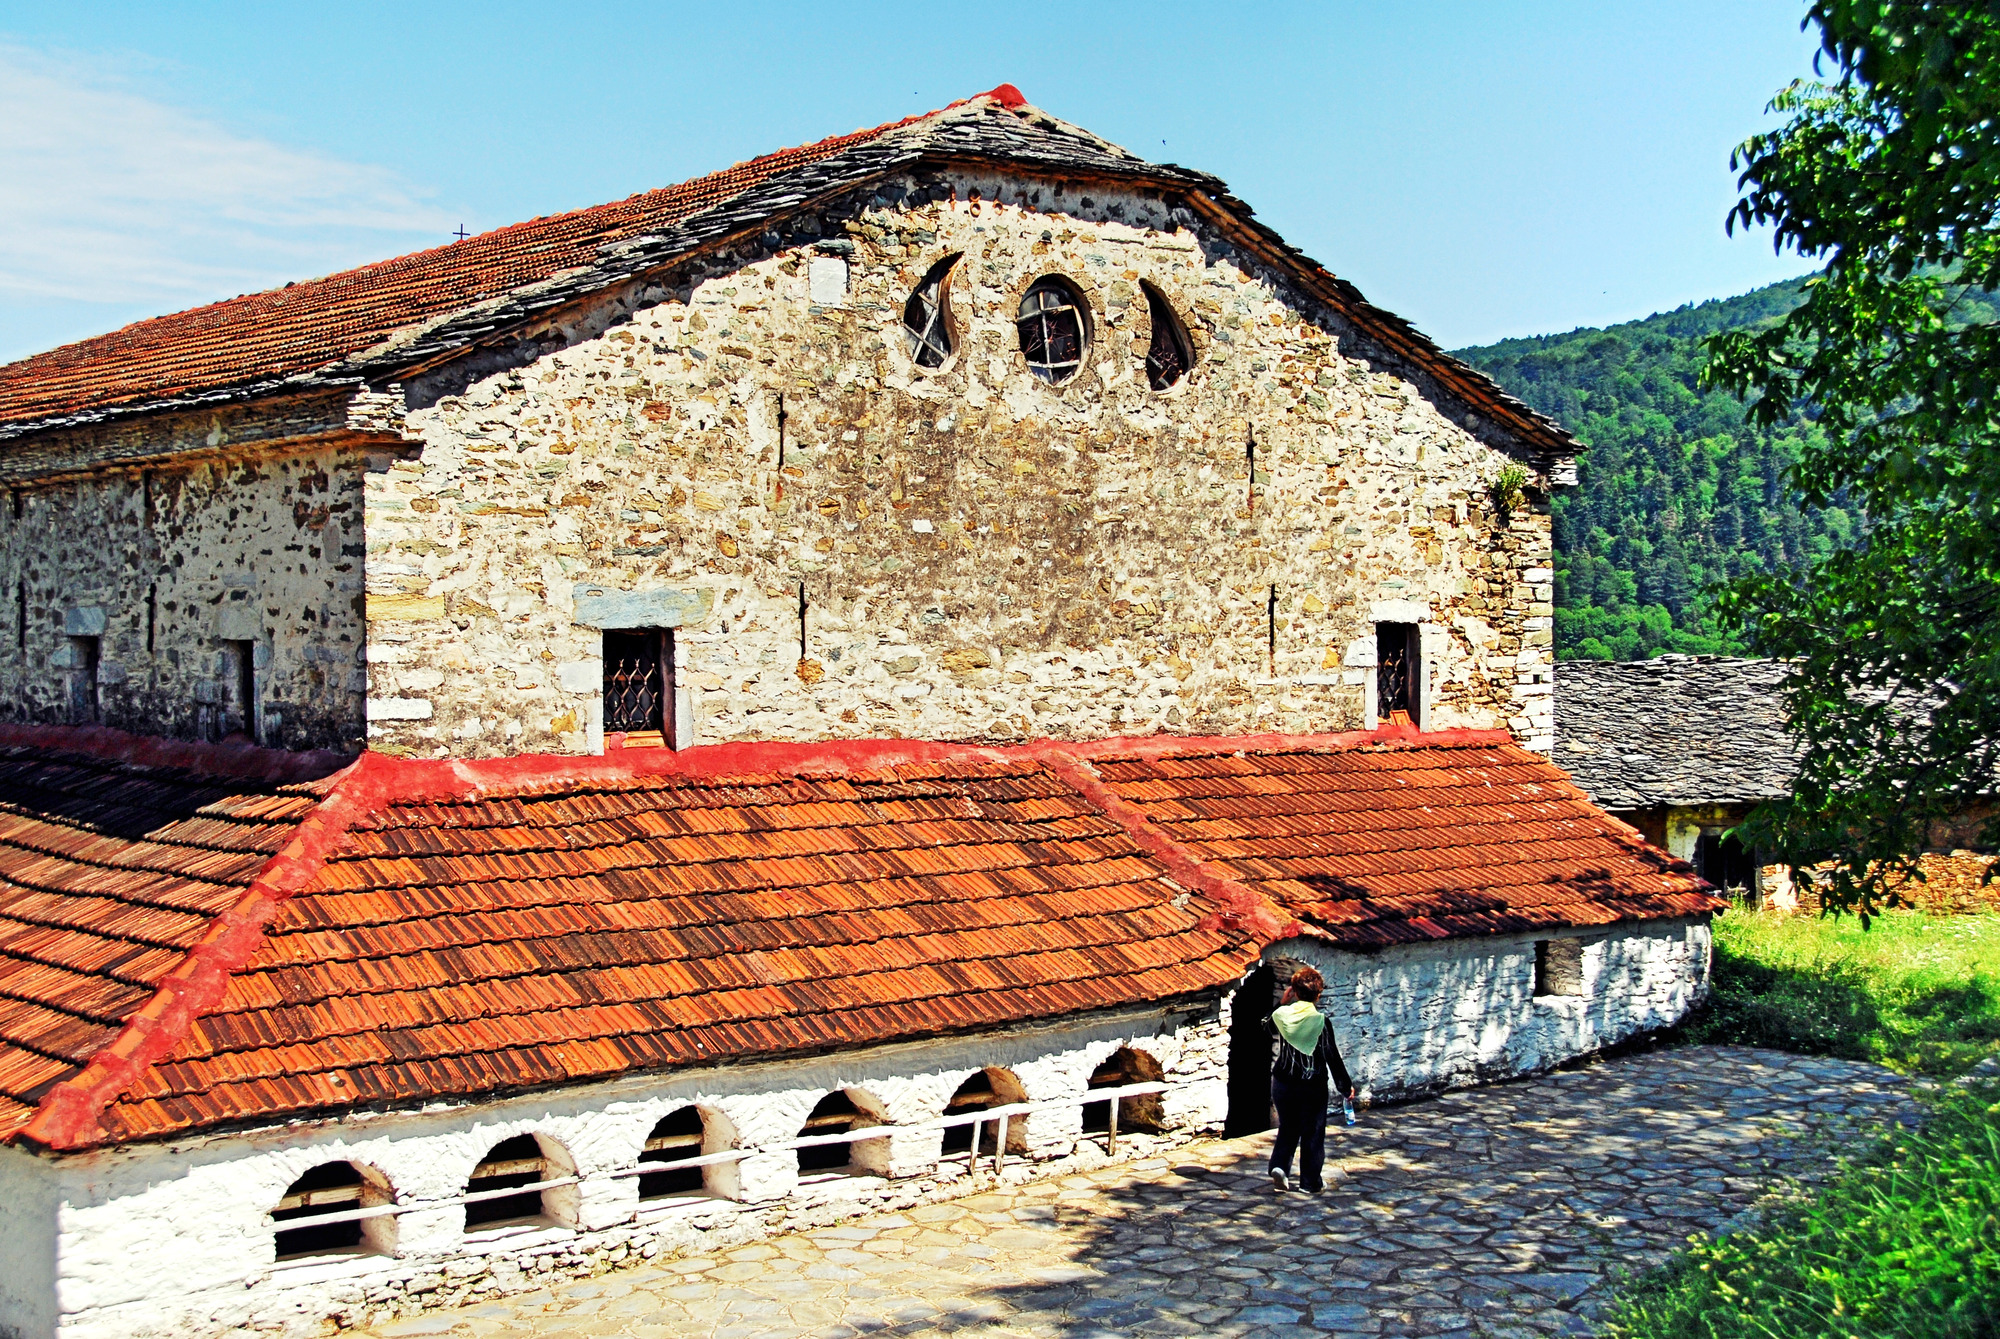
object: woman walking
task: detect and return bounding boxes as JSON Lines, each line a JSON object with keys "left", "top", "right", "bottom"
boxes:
{"left": 1261, "top": 965, "right": 1354, "bottom": 1194}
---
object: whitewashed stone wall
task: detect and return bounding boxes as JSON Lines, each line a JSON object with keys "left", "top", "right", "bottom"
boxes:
{"left": 1280, "top": 917, "right": 1713, "bottom": 1100}
{"left": 0, "top": 443, "right": 368, "bottom": 751}
{"left": 363, "top": 169, "right": 1557, "bottom": 758}
{"left": 6, "top": 1003, "right": 1224, "bottom": 1339}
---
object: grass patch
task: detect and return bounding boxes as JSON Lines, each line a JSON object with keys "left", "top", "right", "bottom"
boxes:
{"left": 1602, "top": 1082, "right": 2000, "bottom": 1339}
{"left": 1678, "top": 908, "right": 2000, "bottom": 1078}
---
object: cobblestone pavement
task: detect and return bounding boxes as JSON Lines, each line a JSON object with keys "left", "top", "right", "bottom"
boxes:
{"left": 358, "top": 1046, "right": 1915, "bottom": 1339}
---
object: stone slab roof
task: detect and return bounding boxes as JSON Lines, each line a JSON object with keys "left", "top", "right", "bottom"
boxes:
{"left": 1555, "top": 656, "right": 1799, "bottom": 810}
{"left": 0, "top": 86, "right": 1577, "bottom": 472}
{"left": 1, "top": 725, "right": 1713, "bottom": 1150}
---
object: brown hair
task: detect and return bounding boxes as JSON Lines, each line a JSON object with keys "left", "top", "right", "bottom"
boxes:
{"left": 1287, "top": 966, "right": 1324, "bottom": 1001}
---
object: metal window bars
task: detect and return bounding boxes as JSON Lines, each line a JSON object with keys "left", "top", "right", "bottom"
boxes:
{"left": 264, "top": 1081, "right": 1169, "bottom": 1235}
{"left": 602, "top": 629, "right": 664, "bottom": 735}
{"left": 1143, "top": 286, "right": 1191, "bottom": 390}
{"left": 903, "top": 256, "right": 958, "bottom": 368}
{"left": 1016, "top": 280, "right": 1086, "bottom": 384}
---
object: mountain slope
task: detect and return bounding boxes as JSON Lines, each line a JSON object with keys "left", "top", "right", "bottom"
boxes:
{"left": 1455, "top": 279, "right": 1862, "bottom": 660}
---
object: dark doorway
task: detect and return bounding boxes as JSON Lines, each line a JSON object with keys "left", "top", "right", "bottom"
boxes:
{"left": 1377, "top": 622, "right": 1419, "bottom": 725}
{"left": 1225, "top": 964, "right": 1278, "bottom": 1136}
{"left": 1695, "top": 828, "right": 1758, "bottom": 900}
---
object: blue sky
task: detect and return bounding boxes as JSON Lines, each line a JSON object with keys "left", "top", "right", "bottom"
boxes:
{"left": 0, "top": 1, "right": 1823, "bottom": 363}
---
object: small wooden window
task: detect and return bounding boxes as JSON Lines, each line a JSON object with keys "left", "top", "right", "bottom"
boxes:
{"left": 465, "top": 1134, "right": 549, "bottom": 1229}
{"left": 66, "top": 636, "right": 99, "bottom": 725}
{"left": 603, "top": 628, "right": 674, "bottom": 744}
{"left": 1535, "top": 938, "right": 1584, "bottom": 997}
{"left": 903, "top": 254, "right": 961, "bottom": 367}
{"left": 1016, "top": 278, "right": 1089, "bottom": 384}
{"left": 1142, "top": 283, "right": 1192, "bottom": 390}
{"left": 1376, "top": 622, "right": 1419, "bottom": 725}
{"left": 797, "top": 1091, "right": 863, "bottom": 1173}
{"left": 638, "top": 1106, "right": 706, "bottom": 1199}
{"left": 272, "top": 1162, "right": 371, "bottom": 1259}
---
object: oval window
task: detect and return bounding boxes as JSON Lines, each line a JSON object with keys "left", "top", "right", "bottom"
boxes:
{"left": 1142, "top": 283, "right": 1194, "bottom": 390}
{"left": 1016, "top": 278, "right": 1090, "bottom": 384}
{"left": 903, "top": 254, "right": 962, "bottom": 368}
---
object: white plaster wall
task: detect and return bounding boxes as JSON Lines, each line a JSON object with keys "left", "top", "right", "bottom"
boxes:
{"left": 0, "top": 1144, "right": 61, "bottom": 1339}
{"left": 1281, "top": 917, "right": 1713, "bottom": 1101}
{"left": 29, "top": 1002, "right": 1224, "bottom": 1339}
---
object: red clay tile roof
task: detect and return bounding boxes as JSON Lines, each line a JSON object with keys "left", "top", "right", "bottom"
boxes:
{"left": 1085, "top": 736, "right": 1720, "bottom": 946}
{"left": 0, "top": 732, "right": 341, "bottom": 1142}
{"left": 0, "top": 87, "right": 1579, "bottom": 466}
{"left": 1, "top": 727, "right": 1711, "bottom": 1150}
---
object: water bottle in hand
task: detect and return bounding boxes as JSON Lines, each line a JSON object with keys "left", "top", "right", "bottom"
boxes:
{"left": 1342, "top": 1094, "right": 1357, "bottom": 1126}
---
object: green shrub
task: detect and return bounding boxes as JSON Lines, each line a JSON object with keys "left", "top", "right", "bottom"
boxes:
{"left": 1603, "top": 1083, "right": 2000, "bottom": 1339}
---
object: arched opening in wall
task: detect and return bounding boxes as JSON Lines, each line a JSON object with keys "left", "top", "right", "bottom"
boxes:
{"left": 796, "top": 1089, "right": 887, "bottom": 1176}
{"left": 272, "top": 1161, "right": 395, "bottom": 1260}
{"left": 464, "top": 1133, "right": 576, "bottom": 1231}
{"left": 1141, "top": 282, "right": 1193, "bottom": 390}
{"left": 1225, "top": 963, "right": 1280, "bottom": 1136}
{"left": 1081, "top": 1047, "right": 1165, "bottom": 1134}
{"left": 939, "top": 1067, "right": 1029, "bottom": 1155}
{"left": 638, "top": 1105, "right": 711, "bottom": 1200}
{"left": 1016, "top": 276, "right": 1091, "bottom": 384}
{"left": 903, "top": 253, "right": 962, "bottom": 367}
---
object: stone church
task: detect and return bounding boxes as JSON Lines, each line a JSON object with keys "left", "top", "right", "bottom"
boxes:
{"left": 0, "top": 88, "right": 1718, "bottom": 1338}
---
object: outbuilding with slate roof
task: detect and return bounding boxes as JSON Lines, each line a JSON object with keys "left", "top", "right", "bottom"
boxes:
{"left": 0, "top": 87, "right": 1716, "bottom": 1339}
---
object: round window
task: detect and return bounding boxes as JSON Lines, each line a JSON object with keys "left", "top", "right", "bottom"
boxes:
{"left": 1016, "top": 278, "right": 1090, "bottom": 384}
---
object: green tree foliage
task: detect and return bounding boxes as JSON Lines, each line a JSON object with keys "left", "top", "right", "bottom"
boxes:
{"left": 1458, "top": 281, "right": 1866, "bottom": 661}
{"left": 1703, "top": 2, "right": 2000, "bottom": 917}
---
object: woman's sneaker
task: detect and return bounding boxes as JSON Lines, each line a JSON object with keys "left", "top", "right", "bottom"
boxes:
{"left": 1269, "top": 1167, "right": 1289, "bottom": 1192}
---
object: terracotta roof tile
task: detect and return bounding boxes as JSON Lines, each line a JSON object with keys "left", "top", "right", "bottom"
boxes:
{"left": 5, "top": 728, "right": 1704, "bottom": 1149}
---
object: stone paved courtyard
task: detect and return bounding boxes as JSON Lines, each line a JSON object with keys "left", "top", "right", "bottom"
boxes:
{"left": 354, "top": 1046, "right": 1914, "bottom": 1339}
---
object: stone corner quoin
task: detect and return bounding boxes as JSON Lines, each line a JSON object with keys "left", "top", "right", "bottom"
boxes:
{"left": 0, "top": 169, "right": 1558, "bottom": 760}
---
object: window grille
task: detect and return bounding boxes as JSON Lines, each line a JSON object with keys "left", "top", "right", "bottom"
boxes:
{"left": 903, "top": 254, "right": 961, "bottom": 368}
{"left": 1016, "top": 278, "right": 1088, "bottom": 384}
{"left": 1143, "top": 284, "right": 1192, "bottom": 390}
{"left": 638, "top": 1106, "right": 706, "bottom": 1198}
{"left": 1376, "top": 622, "right": 1419, "bottom": 724}
{"left": 465, "top": 1134, "right": 549, "bottom": 1228}
{"left": 603, "top": 628, "right": 672, "bottom": 740}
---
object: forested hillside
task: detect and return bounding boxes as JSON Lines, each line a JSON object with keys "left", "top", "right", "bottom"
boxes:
{"left": 1456, "top": 280, "right": 1857, "bottom": 660}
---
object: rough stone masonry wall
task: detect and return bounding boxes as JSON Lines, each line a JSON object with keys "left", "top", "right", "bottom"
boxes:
{"left": 363, "top": 170, "right": 1555, "bottom": 757}
{"left": 0, "top": 441, "right": 368, "bottom": 752}
{"left": 1281, "top": 917, "right": 1714, "bottom": 1101}
{"left": 13, "top": 1004, "right": 1226, "bottom": 1339}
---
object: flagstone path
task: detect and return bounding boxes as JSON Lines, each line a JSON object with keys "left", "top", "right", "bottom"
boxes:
{"left": 356, "top": 1046, "right": 1914, "bottom": 1339}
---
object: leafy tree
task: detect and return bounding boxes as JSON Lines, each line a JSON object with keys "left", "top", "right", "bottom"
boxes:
{"left": 1458, "top": 281, "right": 1861, "bottom": 662}
{"left": 1706, "top": 3, "right": 2000, "bottom": 917}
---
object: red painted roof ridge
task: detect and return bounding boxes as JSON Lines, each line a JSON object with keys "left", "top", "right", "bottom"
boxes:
{"left": 16, "top": 751, "right": 388, "bottom": 1151}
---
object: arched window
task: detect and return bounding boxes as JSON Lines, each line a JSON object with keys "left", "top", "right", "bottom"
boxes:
{"left": 1016, "top": 278, "right": 1090, "bottom": 384}
{"left": 638, "top": 1106, "right": 707, "bottom": 1199}
{"left": 465, "top": 1134, "right": 571, "bottom": 1231}
{"left": 1142, "top": 283, "right": 1193, "bottom": 390}
{"left": 903, "top": 254, "right": 962, "bottom": 367}
{"left": 1081, "top": 1047, "right": 1165, "bottom": 1133}
{"left": 940, "top": 1067, "right": 1028, "bottom": 1155}
{"left": 272, "top": 1161, "right": 392, "bottom": 1260}
{"left": 797, "top": 1091, "right": 864, "bottom": 1173}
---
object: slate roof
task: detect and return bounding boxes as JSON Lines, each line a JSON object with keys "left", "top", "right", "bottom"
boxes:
{"left": 1555, "top": 657, "right": 1799, "bottom": 810}
{"left": 1090, "top": 739, "right": 1715, "bottom": 946}
{"left": 0, "top": 86, "right": 1577, "bottom": 470}
{"left": 1, "top": 727, "right": 1715, "bottom": 1150}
